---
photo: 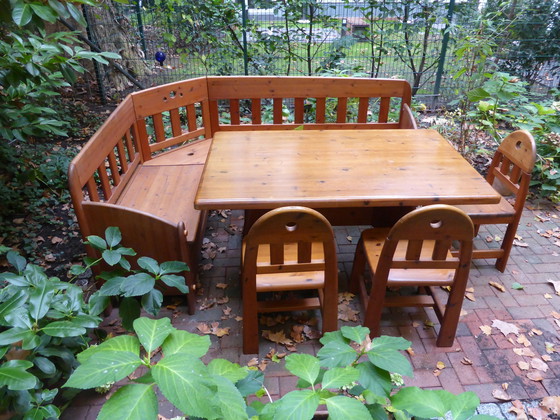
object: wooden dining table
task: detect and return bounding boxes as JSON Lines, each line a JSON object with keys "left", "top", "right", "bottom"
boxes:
{"left": 194, "top": 129, "right": 501, "bottom": 227}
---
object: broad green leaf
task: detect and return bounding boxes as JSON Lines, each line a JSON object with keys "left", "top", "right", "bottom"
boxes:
{"left": 235, "top": 369, "right": 265, "bottom": 397}
{"left": 0, "top": 328, "right": 33, "bottom": 346}
{"left": 98, "top": 276, "right": 125, "bottom": 296}
{"left": 275, "top": 389, "right": 320, "bottom": 420}
{"left": 137, "top": 257, "right": 160, "bottom": 275}
{"left": 160, "top": 261, "right": 189, "bottom": 274}
{"left": 24, "top": 264, "right": 47, "bottom": 287}
{"left": 71, "top": 314, "right": 102, "bottom": 329}
{"left": 367, "top": 336, "right": 412, "bottom": 377}
{"left": 12, "top": 2, "right": 32, "bottom": 26}
{"left": 467, "top": 87, "right": 490, "bottom": 102}
{"left": 66, "top": 1, "right": 86, "bottom": 25}
{"left": 208, "top": 359, "right": 248, "bottom": 383}
{"left": 0, "top": 366, "right": 38, "bottom": 390}
{"left": 7, "top": 251, "right": 27, "bottom": 272}
{"left": 325, "top": 395, "right": 373, "bottom": 420}
{"left": 86, "top": 235, "right": 107, "bottom": 250}
{"left": 29, "top": 279, "right": 56, "bottom": 321}
{"left": 0, "top": 290, "right": 26, "bottom": 320}
{"left": 47, "top": 0, "right": 69, "bottom": 17}
{"left": 340, "top": 325, "right": 369, "bottom": 344}
{"left": 34, "top": 356, "right": 57, "bottom": 376}
{"left": 0, "top": 272, "right": 31, "bottom": 287}
{"left": 88, "top": 291, "right": 110, "bottom": 316}
{"left": 152, "top": 353, "right": 215, "bottom": 419}
{"left": 371, "top": 336, "right": 411, "bottom": 351}
{"left": 141, "top": 289, "right": 163, "bottom": 316}
{"left": 162, "top": 329, "right": 210, "bottom": 358}
{"left": 133, "top": 317, "right": 174, "bottom": 353}
{"left": 29, "top": 3, "right": 57, "bottom": 22}
{"left": 100, "top": 51, "right": 122, "bottom": 59}
{"left": 285, "top": 353, "right": 320, "bottom": 385}
{"left": 78, "top": 335, "right": 140, "bottom": 363}
{"left": 105, "top": 227, "right": 122, "bottom": 248}
{"left": 317, "top": 340, "right": 356, "bottom": 368}
{"left": 449, "top": 391, "right": 480, "bottom": 420}
{"left": 391, "top": 387, "right": 451, "bottom": 418}
{"left": 102, "top": 249, "right": 122, "bottom": 266}
{"left": 98, "top": 384, "right": 157, "bottom": 420}
{"left": 120, "top": 273, "right": 156, "bottom": 297}
{"left": 213, "top": 375, "right": 249, "bottom": 420}
{"left": 321, "top": 366, "right": 359, "bottom": 390}
{"left": 160, "top": 274, "right": 188, "bottom": 293}
{"left": 356, "top": 361, "right": 393, "bottom": 398}
{"left": 319, "top": 330, "right": 348, "bottom": 345}
{"left": 42, "top": 321, "right": 86, "bottom": 337}
{"left": 120, "top": 297, "right": 141, "bottom": 331}
{"left": 64, "top": 351, "right": 142, "bottom": 389}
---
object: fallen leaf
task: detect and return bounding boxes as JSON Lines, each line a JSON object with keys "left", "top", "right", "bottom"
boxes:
{"left": 489, "top": 281, "right": 506, "bottom": 292}
{"left": 51, "top": 236, "right": 63, "bottom": 244}
{"left": 406, "top": 348, "right": 415, "bottom": 356}
{"left": 479, "top": 325, "right": 492, "bottom": 335}
{"left": 544, "top": 293, "right": 553, "bottom": 299}
{"left": 518, "top": 361, "right": 530, "bottom": 370}
{"left": 531, "top": 358, "right": 549, "bottom": 372}
{"left": 338, "top": 292, "right": 355, "bottom": 303}
{"left": 508, "top": 400, "right": 528, "bottom": 420}
{"left": 461, "top": 357, "right": 473, "bottom": 365}
{"left": 346, "top": 235, "right": 353, "bottom": 242}
{"left": 338, "top": 303, "right": 359, "bottom": 322}
{"left": 247, "top": 357, "right": 259, "bottom": 367}
{"left": 263, "top": 330, "right": 293, "bottom": 346}
{"left": 291, "top": 325, "right": 305, "bottom": 343}
{"left": 492, "top": 319, "right": 519, "bottom": 336}
{"left": 528, "top": 406, "right": 549, "bottom": 420}
{"left": 502, "top": 382, "right": 509, "bottom": 390}
{"left": 513, "top": 348, "right": 535, "bottom": 357}
{"left": 527, "top": 371, "right": 544, "bottom": 381}
{"left": 511, "top": 282, "right": 524, "bottom": 290}
{"left": 216, "top": 283, "right": 228, "bottom": 289}
{"left": 517, "top": 334, "right": 532, "bottom": 347}
{"left": 222, "top": 306, "right": 232, "bottom": 316}
{"left": 44, "top": 253, "right": 56, "bottom": 262}
{"left": 465, "top": 292, "right": 476, "bottom": 301}
{"left": 412, "top": 321, "right": 420, "bottom": 328}
{"left": 548, "top": 279, "right": 560, "bottom": 295}
{"left": 485, "top": 235, "right": 494, "bottom": 243}
{"left": 542, "top": 355, "right": 552, "bottom": 362}
{"left": 235, "top": 316, "right": 243, "bottom": 322}
{"left": 436, "top": 361, "right": 445, "bottom": 370}
{"left": 531, "top": 328, "right": 543, "bottom": 336}
{"left": 216, "top": 296, "right": 229, "bottom": 305}
{"left": 492, "top": 388, "right": 512, "bottom": 401}
{"left": 460, "top": 309, "right": 468, "bottom": 317}
{"left": 303, "top": 325, "right": 321, "bottom": 340}
{"left": 541, "top": 396, "right": 560, "bottom": 415}
{"left": 513, "top": 239, "right": 529, "bottom": 247}
{"left": 552, "top": 311, "right": 560, "bottom": 319}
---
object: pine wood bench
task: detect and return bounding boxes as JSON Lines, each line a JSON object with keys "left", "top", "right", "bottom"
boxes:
{"left": 68, "top": 76, "right": 417, "bottom": 311}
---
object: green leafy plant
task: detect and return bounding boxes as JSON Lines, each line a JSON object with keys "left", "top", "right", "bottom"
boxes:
{"left": 0, "top": 246, "right": 102, "bottom": 419}
{"left": 64, "top": 319, "right": 485, "bottom": 419}
{"left": 70, "top": 227, "right": 189, "bottom": 330}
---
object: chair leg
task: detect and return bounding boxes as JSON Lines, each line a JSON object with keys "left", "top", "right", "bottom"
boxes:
{"left": 242, "top": 273, "right": 259, "bottom": 354}
{"left": 495, "top": 221, "right": 517, "bottom": 273}
{"left": 363, "top": 277, "right": 386, "bottom": 338}
{"left": 436, "top": 280, "right": 468, "bottom": 347}
{"left": 185, "top": 271, "right": 196, "bottom": 315}
{"left": 349, "top": 236, "right": 366, "bottom": 295}
{"left": 321, "top": 280, "right": 339, "bottom": 333}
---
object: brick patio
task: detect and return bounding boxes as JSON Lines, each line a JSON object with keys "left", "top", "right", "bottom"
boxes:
{"left": 62, "top": 200, "right": 560, "bottom": 419}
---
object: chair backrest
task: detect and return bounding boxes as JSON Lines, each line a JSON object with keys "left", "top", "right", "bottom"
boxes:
{"left": 375, "top": 205, "right": 474, "bottom": 284}
{"left": 487, "top": 130, "right": 536, "bottom": 200}
{"left": 82, "top": 202, "right": 189, "bottom": 270}
{"left": 243, "top": 206, "right": 337, "bottom": 279}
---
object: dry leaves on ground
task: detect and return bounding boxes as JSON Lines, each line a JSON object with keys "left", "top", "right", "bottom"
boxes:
{"left": 262, "top": 330, "right": 293, "bottom": 346}
{"left": 489, "top": 281, "right": 506, "bottom": 292}
{"left": 491, "top": 319, "right": 520, "bottom": 336}
{"left": 492, "top": 387, "right": 512, "bottom": 401}
{"left": 197, "top": 322, "right": 230, "bottom": 337}
{"left": 508, "top": 400, "right": 528, "bottom": 420}
{"left": 479, "top": 325, "right": 492, "bottom": 335}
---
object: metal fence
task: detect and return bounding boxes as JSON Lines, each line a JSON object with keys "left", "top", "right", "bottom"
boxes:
{"left": 85, "top": 0, "right": 560, "bottom": 107}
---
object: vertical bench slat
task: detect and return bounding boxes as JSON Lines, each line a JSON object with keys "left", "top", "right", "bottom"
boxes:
{"left": 153, "top": 113, "right": 166, "bottom": 142}
{"left": 86, "top": 178, "right": 100, "bottom": 202}
{"left": 316, "top": 98, "right": 326, "bottom": 124}
{"left": 98, "top": 163, "right": 112, "bottom": 200}
{"left": 273, "top": 98, "right": 283, "bottom": 124}
{"left": 337, "top": 97, "right": 348, "bottom": 123}
{"left": 186, "top": 103, "right": 198, "bottom": 133}
{"left": 294, "top": 98, "right": 304, "bottom": 124}
{"left": 251, "top": 98, "right": 262, "bottom": 125}
{"left": 230, "top": 99, "right": 240, "bottom": 125}
{"left": 209, "top": 100, "right": 220, "bottom": 135}
{"left": 108, "top": 150, "right": 121, "bottom": 186}
{"left": 124, "top": 130, "right": 135, "bottom": 161}
{"left": 116, "top": 138, "right": 129, "bottom": 173}
{"left": 170, "top": 108, "right": 182, "bottom": 137}
{"left": 358, "top": 97, "right": 369, "bottom": 123}
{"left": 379, "top": 97, "right": 391, "bottom": 123}
{"left": 136, "top": 120, "right": 151, "bottom": 162}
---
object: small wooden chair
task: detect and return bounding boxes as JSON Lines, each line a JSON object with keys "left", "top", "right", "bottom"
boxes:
{"left": 82, "top": 202, "right": 197, "bottom": 314}
{"left": 350, "top": 205, "right": 474, "bottom": 347}
{"left": 241, "top": 206, "right": 339, "bottom": 354}
{"left": 455, "top": 130, "right": 536, "bottom": 272}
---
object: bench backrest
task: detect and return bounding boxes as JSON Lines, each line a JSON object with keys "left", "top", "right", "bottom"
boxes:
{"left": 206, "top": 76, "right": 416, "bottom": 131}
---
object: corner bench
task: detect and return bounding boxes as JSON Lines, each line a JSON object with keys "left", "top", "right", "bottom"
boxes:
{"left": 68, "top": 76, "right": 417, "bottom": 313}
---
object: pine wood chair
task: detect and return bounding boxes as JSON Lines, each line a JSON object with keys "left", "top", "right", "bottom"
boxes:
{"left": 349, "top": 205, "right": 474, "bottom": 347}
{"left": 241, "top": 206, "right": 339, "bottom": 354}
{"left": 82, "top": 202, "right": 197, "bottom": 314}
{"left": 455, "top": 130, "right": 536, "bottom": 272}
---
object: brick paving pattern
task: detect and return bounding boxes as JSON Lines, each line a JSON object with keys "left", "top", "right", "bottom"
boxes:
{"left": 62, "top": 200, "right": 560, "bottom": 418}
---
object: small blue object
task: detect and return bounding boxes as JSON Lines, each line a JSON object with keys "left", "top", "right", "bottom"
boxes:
{"left": 155, "top": 51, "right": 166, "bottom": 66}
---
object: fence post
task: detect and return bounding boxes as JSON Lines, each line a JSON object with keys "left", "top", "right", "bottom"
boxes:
{"left": 135, "top": 0, "right": 148, "bottom": 58}
{"left": 240, "top": 0, "right": 249, "bottom": 75}
{"left": 432, "top": 0, "right": 456, "bottom": 108}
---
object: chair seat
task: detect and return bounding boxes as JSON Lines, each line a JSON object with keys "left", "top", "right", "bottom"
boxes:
{"left": 256, "top": 271, "right": 325, "bottom": 292}
{"left": 361, "top": 228, "right": 456, "bottom": 286}
{"left": 456, "top": 196, "right": 515, "bottom": 223}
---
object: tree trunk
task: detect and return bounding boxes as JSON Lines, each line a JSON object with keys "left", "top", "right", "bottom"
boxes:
{"left": 86, "top": 1, "right": 150, "bottom": 92}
